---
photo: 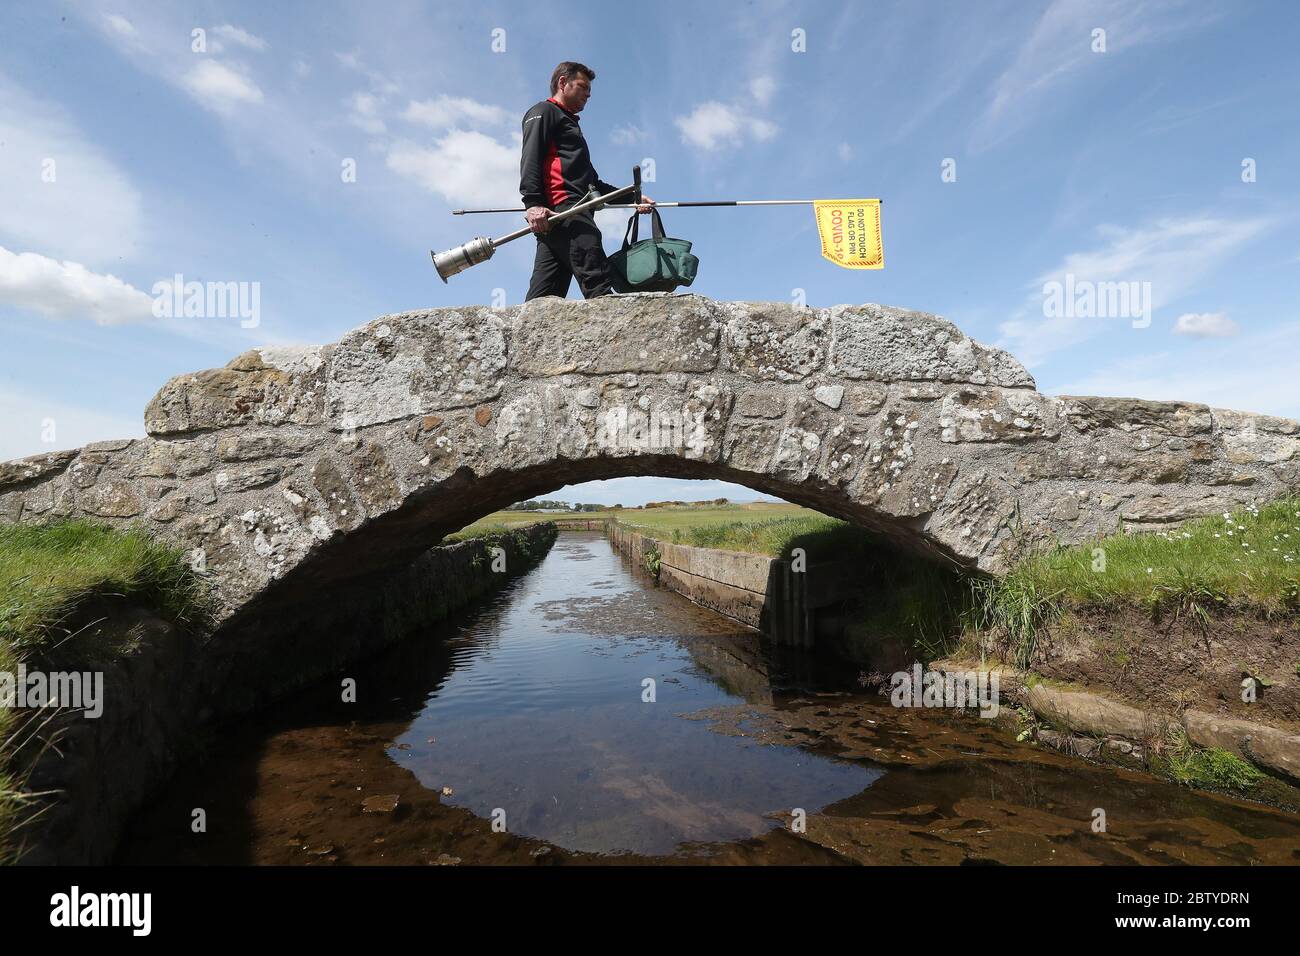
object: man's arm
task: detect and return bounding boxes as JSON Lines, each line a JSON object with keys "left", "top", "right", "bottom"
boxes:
{"left": 519, "top": 105, "right": 555, "bottom": 210}
{"left": 593, "top": 171, "right": 623, "bottom": 198}
{"left": 595, "top": 168, "right": 654, "bottom": 212}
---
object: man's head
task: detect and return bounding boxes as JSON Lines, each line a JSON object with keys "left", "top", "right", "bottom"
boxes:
{"left": 550, "top": 61, "right": 594, "bottom": 113}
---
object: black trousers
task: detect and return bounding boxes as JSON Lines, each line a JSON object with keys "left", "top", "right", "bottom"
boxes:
{"left": 524, "top": 212, "right": 617, "bottom": 301}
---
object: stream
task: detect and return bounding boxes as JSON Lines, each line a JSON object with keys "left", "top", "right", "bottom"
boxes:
{"left": 117, "top": 531, "right": 1300, "bottom": 865}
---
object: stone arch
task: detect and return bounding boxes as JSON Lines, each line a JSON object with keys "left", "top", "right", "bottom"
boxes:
{"left": 2, "top": 294, "right": 1296, "bottom": 628}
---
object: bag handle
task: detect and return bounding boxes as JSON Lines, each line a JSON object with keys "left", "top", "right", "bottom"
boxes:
{"left": 621, "top": 206, "right": 668, "bottom": 250}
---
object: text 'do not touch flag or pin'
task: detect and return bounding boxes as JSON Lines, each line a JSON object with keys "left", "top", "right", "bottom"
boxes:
{"left": 813, "top": 199, "right": 883, "bottom": 270}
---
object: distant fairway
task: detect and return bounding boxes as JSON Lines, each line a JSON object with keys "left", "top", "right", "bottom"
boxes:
{"left": 446, "top": 501, "right": 815, "bottom": 543}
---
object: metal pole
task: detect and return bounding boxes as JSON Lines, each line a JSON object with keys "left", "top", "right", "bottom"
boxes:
{"left": 431, "top": 182, "right": 639, "bottom": 282}
{"left": 450, "top": 199, "right": 877, "bottom": 214}
{"left": 494, "top": 183, "right": 640, "bottom": 243}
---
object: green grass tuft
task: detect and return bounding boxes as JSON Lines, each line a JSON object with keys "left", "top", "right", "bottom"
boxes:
{"left": 443, "top": 522, "right": 514, "bottom": 544}
{"left": 653, "top": 514, "right": 865, "bottom": 560}
{"left": 0, "top": 518, "right": 213, "bottom": 864}
{"left": 1158, "top": 727, "right": 1264, "bottom": 792}
{"left": 0, "top": 519, "right": 212, "bottom": 652}
{"left": 642, "top": 543, "right": 662, "bottom": 581}
{"left": 964, "top": 495, "right": 1300, "bottom": 663}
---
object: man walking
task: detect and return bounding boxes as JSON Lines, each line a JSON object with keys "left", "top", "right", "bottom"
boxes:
{"left": 520, "top": 61, "right": 654, "bottom": 301}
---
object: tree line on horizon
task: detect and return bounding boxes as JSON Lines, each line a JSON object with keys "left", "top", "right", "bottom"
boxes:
{"left": 504, "top": 498, "right": 733, "bottom": 512}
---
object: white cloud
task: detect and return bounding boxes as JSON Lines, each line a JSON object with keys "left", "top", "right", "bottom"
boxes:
{"left": 0, "top": 386, "right": 144, "bottom": 464}
{"left": 997, "top": 215, "right": 1270, "bottom": 365}
{"left": 837, "top": 142, "right": 854, "bottom": 162}
{"left": 80, "top": 8, "right": 340, "bottom": 181}
{"left": 971, "top": 0, "right": 1218, "bottom": 151}
{"left": 594, "top": 207, "right": 637, "bottom": 249}
{"left": 0, "top": 246, "right": 154, "bottom": 326}
{"left": 0, "top": 72, "right": 142, "bottom": 267}
{"left": 334, "top": 50, "right": 398, "bottom": 95}
{"left": 611, "top": 123, "right": 647, "bottom": 145}
{"left": 212, "top": 24, "right": 268, "bottom": 52}
{"left": 1173, "top": 311, "right": 1238, "bottom": 338}
{"left": 347, "top": 91, "right": 386, "bottom": 135}
{"left": 104, "top": 13, "right": 136, "bottom": 37}
{"left": 552, "top": 476, "right": 781, "bottom": 507}
{"left": 386, "top": 131, "right": 521, "bottom": 207}
{"left": 181, "top": 60, "right": 264, "bottom": 113}
{"left": 674, "top": 101, "right": 778, "bottom": 152}
{"left": 750, "top": 75, "right": 777, "bottom": 106}
{"left": 403, "top": 95, "right": 510, "bottom": 130}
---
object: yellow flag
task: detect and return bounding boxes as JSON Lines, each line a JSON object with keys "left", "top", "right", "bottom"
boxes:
{"left": 813, "top": 199, "right": 883, "bottom": 270}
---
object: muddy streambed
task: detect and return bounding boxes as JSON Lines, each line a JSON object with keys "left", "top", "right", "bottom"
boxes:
{"left": 117, "top": 532, "right": 1300, "bottom": 865}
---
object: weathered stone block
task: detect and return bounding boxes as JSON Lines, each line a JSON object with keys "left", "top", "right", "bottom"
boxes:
{"left": 213, "top": 466, "right": 282, "bottom": 494}
{"left": 217, "top": 432, "right": 313, "bottom": 461}
{"left": 0, "top": 450, "right": 78, "bottom": 490}
{"left": 1058, "top": 395, "right": 1212, "bottom": 437}
{"left": 326, "top": 310, "right": 506, "bottom": 428}
{"left": 1027, "top": 684, "right": 1165, "bottom": 740}
{"left": 721, "top": 301, "right": 828, "bottom": 382}
{"left": 1184, "top": 710, "right": 1300, "bottom": 783}
{"left": 938, "top": 388, "right": 1055, "bottom": 443}
{"left": 513, "top": 295, "right": 720, "bottom": 376}
{"left": 145, "top": 347, "right": 327, "bottom": 436}
{"left": 829, "top": 304, "right": 1034, "bottom": 387}
{"left": 80, "top": 480, "right": 142, "bottom": 518}
{"left": 735, "top": 390, "right": 786, "bottom": 419}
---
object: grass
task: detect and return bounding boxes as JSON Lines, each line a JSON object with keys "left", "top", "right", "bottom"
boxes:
{"left": 0, "top": 520, "right": 212, "bottom": 655}
{"left": 642, "top": 542, "right": 662, "bottom": 581}
{"left": 447, "top": 523, "right": 561, "bottom": 575}
{"left": 1157, "top": 727, "right": 1264, "bottom": 793}
{"left": 447, "top": 502, "right": 816, "bottom": 541}
{"left": 442, "top": 521, "right": 566, "bottom": 550}
{"left": 443, "top": 512, "right": 564, "bottom": 538}
{"left": 442, "top": 522, "right": 516, "bottom": 543}
{"left": 668, "top": 515, "right": 845, "bottom": 558}
{"left": 0, "top": 634, "right": 27, "bottom": 866}
{"left": 847, "top": 556, "right": 969, "bottom": 662}
{"left": 964, "top": 495, "right": 1300, "bottom": 665}
{"left": 613, "top": 506, "right": 851, "bottom": 559}
{"left": 0, "top": 519, "right": 213, "bottom": 864}
{"left": 611, "top": 503, "right": 820, "bottom": 543}
{"left": 447, "top": 509, "right": 621, "bottom": 539}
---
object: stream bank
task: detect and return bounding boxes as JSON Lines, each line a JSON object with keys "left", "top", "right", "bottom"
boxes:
{"left": 606, "top": 514, "right": 1300, "bottom": 812}
{"left": 12, "top": 522, "right": 558, "bottom": 864}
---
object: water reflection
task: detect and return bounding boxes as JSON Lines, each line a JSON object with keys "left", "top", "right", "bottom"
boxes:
{"left": 386, "top": 533, "right": 880, "bottom": 854}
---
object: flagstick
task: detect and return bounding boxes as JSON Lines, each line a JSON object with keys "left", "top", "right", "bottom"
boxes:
{"left": 451, "top": 199, "right": 882, "bottom": 214}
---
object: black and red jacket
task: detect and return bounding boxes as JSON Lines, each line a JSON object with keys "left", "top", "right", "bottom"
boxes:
{"left": 519, "top": 96, "right": 623, "bottom": 212}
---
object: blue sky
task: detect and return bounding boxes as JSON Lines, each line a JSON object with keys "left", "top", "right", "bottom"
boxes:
{"left": 1, "top": 0, "right": 1297, "bottom": 507}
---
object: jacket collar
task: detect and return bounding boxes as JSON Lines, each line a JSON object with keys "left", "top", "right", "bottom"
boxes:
{"left": 547, "top": 96, "right": 579, "bottom": 120}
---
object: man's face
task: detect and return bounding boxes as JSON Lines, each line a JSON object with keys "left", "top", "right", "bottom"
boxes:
{"left": 558, "top": 74, "right": 591, "bottom": 112}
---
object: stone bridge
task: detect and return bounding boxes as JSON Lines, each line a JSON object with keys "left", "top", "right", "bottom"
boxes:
{"left": 2, "top": 294, "right": 1297, "bottom": 627}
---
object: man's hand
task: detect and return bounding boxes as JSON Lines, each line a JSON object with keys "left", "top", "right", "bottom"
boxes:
{"left": 637, "top": 194, "right": 655, "bottom": 214}
{"left": 525, "top": 206, "right": 552, "bottom": 234}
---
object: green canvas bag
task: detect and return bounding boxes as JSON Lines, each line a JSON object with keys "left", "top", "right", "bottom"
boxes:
{"left": 608, "top": 207, "right": 699, "bottom": 293}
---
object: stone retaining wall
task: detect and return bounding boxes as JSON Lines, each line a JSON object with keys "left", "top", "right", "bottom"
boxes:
{"left": 606, "top": 521, "right": 865, "bottom": 646}
{"left": 993, "top": 676, "right": 1300, "bottom": 787}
